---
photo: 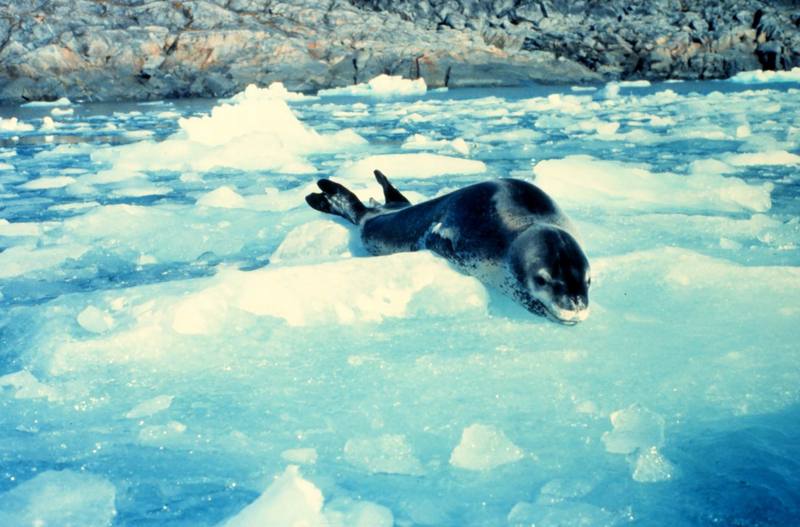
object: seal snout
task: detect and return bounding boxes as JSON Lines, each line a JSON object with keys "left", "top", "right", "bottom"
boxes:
{"left": 549, "top": 296, "right": 590, "bottom": 325}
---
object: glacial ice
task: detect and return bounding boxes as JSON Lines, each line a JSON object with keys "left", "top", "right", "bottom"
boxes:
{"left": 1, "top": 79, "right": 799, "bottom": 526}
{"left": 318, "top": 74, "right": 427, "bottom": 98}
{"left": 20, "top": 96, "right": 72, "bottom": 107}
{"left": 728, "top": 67, "right": 800, "bottom": 83}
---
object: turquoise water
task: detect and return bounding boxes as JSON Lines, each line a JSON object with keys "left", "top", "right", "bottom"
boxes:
{"left": 0, "top": 78, "right": 798, "bottom": 526}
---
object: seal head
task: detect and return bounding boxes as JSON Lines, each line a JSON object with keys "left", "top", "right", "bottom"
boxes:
{"left": 507, "top": 225, "right": 591, "bottom": 324}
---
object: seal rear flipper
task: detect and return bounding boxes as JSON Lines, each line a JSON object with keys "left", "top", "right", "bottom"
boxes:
{"left": 304, "top": 179, "right": 368, "bottom": 224}
{"left": 305, "top": 192, "right": 334, "bottom": 214}
{"left": 374, "top": 170, "right": 411, "bottom": 205}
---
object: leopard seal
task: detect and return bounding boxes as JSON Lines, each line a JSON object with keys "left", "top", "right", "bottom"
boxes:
{"left": 305, "top": 170, "right": 591, "bottom": 324}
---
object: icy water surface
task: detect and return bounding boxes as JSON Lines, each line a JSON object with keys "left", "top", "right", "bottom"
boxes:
{"left": 0, "top": 78, "right": 799, "bottom": 526}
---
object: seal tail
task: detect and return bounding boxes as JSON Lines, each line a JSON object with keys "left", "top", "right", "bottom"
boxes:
{"left": 305, "top": 179, "right": 369, "bottom": 224}
{"left": 374, "top": 170, "right": 411, "bottom": 205}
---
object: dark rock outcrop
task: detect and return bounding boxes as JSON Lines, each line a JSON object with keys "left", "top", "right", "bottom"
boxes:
{"left": 0, "top": 0, "right": 797, "bottom": 104}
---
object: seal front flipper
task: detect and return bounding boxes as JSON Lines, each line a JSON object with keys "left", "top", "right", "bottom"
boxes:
{"left": 374, "top": 170, "right": 411, "bottom": 206}
{"left": 305, "top": 179, "right": 369, "bottom": 225}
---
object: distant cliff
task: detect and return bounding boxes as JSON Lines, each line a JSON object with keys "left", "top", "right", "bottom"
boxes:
{"left": 0, "top": 0, "right": 797, "bottom": 104}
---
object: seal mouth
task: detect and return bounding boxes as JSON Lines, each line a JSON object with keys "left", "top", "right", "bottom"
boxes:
{"left": 545, "top": 305, "right": 590, "bottom": 325}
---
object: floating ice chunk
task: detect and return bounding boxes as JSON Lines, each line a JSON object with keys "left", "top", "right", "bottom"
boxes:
{"left": 449, "top": 423, "right": 524, "bottom": 471}
{"left": 541, "top": 93, "right": 586, "bottom": 113}
{"left": 719, "top": 237, "right": 742, "bottom": 250}
{"left": 125, "top": 129, "right": 154, "bottom": 139}
{"left": 618, "top": 80, "right": 651, "bottom": 88}
{"left": 647, "top": 115, "right": 675, "bottom": 127}
{"left": 220, "top": 466, "right": 325, "bottom": 527}
{"left": 51, "top": 107, "right": 74, "bottom": 116}
{"left": 319, "top": 74, "right": 427, "bottom": 98}
{"left": 689, "top": 158, "right": 738, "bottom": 175}
{"left": 137, "top": 254, "right": 157, "bottom": 265}
{"left": 599, "top": 82, "right": 620, "bottom": 99}
{"left": 81, "top": 168, "right": 144, "bottom": 184}
{"left": 402, "top": 134, "right": 471, "bottom": 155}
{"left": 338, "top": 153, "right": 485, "bottom": 181}
{"left": 728, "top": 67, "right": 800, "bottom": 83}
{"left": 533, "top": 155, "right": 772, "bottom": 213}
{"left": 0, "top": 117, "right": 34, "bottom": 132}
{"left": 725, "top": 150, "right": 800, "bottom": 166}
{"left": 0, "top": 370, "right": 59, "bottom": 401}
{"left": 196, "top": 186, "right": 247, "bottom": 208}
{"left": 41, "top": 116, "right": 56, "bottom": 131}
{"left": 451, "top": 137, "right": 470, "bottom": 155}
{"left": 0, "top": 219, "right": 41, "bottom": 236}
{"left": 270, "top": 220, "right": 352, "bottom": 264}
{"left": 111, "top": 185, "right": 172, "bottom": 198}
{"left": 241, "top": 183, "right": 320, "bottom": 212}
{"left": 21, "top": 96, "right": 72, "bottom": 107}
{"left": 48, "top": 201, "right": 100, "bottom": 212}
{"left": 77, "top": 306, "right": 115, "bottom": 334}
{"left": 92, "top": 94, "right": 365, "bottom": 174}
{"left": 0, "top": 470, "right": 115, "bottom": 527}
{"left": 478, "top": 129, "right": 542, "bottom": 143}
{"left": 0, "top": 244, "right": 90, "bottom": 278}
{"left": 20, "top": 175, "right": 76, "bottom": 190}
{"left": 632, "top": 446, "right": 676, "bottom": 483}
{"left": 566, "top": 120, "right": 619, "bottom": 136}
{"left": 325, "top": 498, "right": 394, "bottom": 527}
{"left": 139, "top": 420, "right": 187, "bottom": 443}
{"left": 537, "top": 478, "right": 595, "bottom": 503}
{"left": 602, "top": 404, "right": 665, "bottom": 455}
{"left": 226, "top": 82, "right": 310, "bottom": 103}
{"left": 125, "top": 394, "right": 174, "bottom": 419}
{"left": 344, "top": 434, "right": 425, "bottom": 475}
{"left": 281, "top": 448, "right": 318, "bottom": 465}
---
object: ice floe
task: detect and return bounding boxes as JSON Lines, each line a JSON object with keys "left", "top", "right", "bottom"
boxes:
{"left": 728, "top": 67, "right": 800, "bottom": 84}
{"left": 0, "top": 471, "right": 116, "bottom": 527}
{"left": 319, "top": 74, "right": 427, "bottom": 98}
{"left": 533, "top": 155, "right": 772, "bottom": 213}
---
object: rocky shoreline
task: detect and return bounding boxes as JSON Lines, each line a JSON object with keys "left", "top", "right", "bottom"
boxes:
{"left": 0, "top": 0, "right": 798, "bottom": 104}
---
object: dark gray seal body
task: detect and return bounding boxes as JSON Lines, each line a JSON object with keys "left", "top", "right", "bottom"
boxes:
{"left": 306, "top": 171, "right": 591, "bottom": 324}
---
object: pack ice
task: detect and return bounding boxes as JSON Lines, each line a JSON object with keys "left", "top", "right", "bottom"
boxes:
{"left": 0, "top": 75, "right": 798, "bottom": 526}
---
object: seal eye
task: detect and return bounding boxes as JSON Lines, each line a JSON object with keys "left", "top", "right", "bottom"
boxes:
{"left": 533, "top": 276, "right": 547, "bottom": 287}
{"left": 587, "top": 276, "right": 592, "bottom": 286}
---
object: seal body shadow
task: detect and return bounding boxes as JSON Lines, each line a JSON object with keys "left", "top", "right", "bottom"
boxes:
{"left": 306, "top": 171, "right": 591, "bottom": 324}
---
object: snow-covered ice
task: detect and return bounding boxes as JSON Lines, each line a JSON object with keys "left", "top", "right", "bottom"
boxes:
{"left": 0, "top": 79, "right": 798, "bottom": 526}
